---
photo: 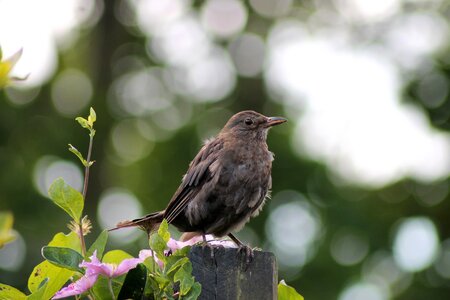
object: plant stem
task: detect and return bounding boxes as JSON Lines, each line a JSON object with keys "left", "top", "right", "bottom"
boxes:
{"left": 108, "top": 278, "right": 116, "bottom": 300}
{"left": 80, "top": 133, "right": 94, "bottom": 257}
{"left": 82, "top": 134, "right": 94, "bottom": 199}
{"left": 79, "top": 222, "right": 86, "bottom": 257}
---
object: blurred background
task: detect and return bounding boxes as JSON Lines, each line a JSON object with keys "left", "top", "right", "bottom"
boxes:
{"left": 0, "top": 0, "right": 450, "bottom": 299}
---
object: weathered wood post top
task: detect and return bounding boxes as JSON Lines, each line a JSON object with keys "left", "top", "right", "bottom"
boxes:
{"left": 189, "top": 246, "right": 278, "bottom": 300}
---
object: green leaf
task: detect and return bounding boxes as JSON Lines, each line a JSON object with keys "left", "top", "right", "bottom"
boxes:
{"left": 102, "top": 250, "right": 133, "bottom": 265}
{"left": 174, "top": 262, "right": 194, "bottom": 295}
{"left": 118, "top": 263, "right": 147, "bottom": 300}
{"left": 0, "top": 211, "right": 15, "bottom": 248}
{"left": 42, "top": 246, "right": 84, "bottom": 273}
{"left": 87, "top": 230, "right": 108, "bottom": 258}
{"left": 0, "top": 46, "right": 2, "bottom": 60}
{"left": 92, "top": 276, "right": 123, "bottom": 300}
{"left": 28, "top": 232, "right": 79, "bottom": 297}
{"left": 28, "top": 261, "right": 74, "bottom": 298}
{"left": 151, "top": 274, "right": 171, "bottom": 291}
{"left": 48, "top": 178, "right": 84, "bottom": 222}
{"left": 278, "top": 280, "right": 304, "bottom": 300}
{"left": 68, "top": 144, "right": 87, "bottom": 166}
{"left": 27, "top": 278, "right": 48, "bottom": 300}
{"left": 0, "top": 283, "right": 27, "bottom": 300}
{"left": 149, "top": 234, "right": 167, "bottom": 258}
{"left": 165, "top": 256, "right": 189, "bottom": 275}
{"left": 47, "top": 231, "right": 81, "bottom": 252}
{"left": 75, "top": 117, "right": 90, "bottom": 129}
{"left": 158, "top": 220, "right": 170, "bottom": 244}
{"left": 88, "top": 107, "right": 96, "bottom": 126}
{"left": 149, "top": 219, "right": 171, "bottom": 256}
{"left": 173, "top": 245, "right": 191, "bottom": 257}
{"left": 183, "top": 282, "right": 201, "bottom": 300}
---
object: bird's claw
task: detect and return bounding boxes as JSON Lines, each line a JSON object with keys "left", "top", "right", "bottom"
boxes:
{"left": 237, "top": 245, "right": 254, "bottom": 265}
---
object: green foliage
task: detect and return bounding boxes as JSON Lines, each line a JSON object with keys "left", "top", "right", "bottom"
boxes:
{"left": 27, "top": 261, "right": 74, "bottom": 299}
{"left": 87, "top": 230, "right": 108, "bottom": 258}
{"left": 48, "top": 231, "right": 81, "bottom": 251}
{"left": 118, "top": 264, "right": 147, "bottom": 300}
{"left": 149, "top": 220, "right": 170, "bottom": 255}
{"left": 0, "top": 283, "right": 27, "bottom": 300}
{"left": 41, "top": 246, "right": 84, "bottom": 273}
{"left": 0, "top": 211, "right": 15, "bottom": 248}
{"left": 68, "top": 144, "right": 93, "bottom": 167}
{"left": 1, "top": 108, "right": 205, "bottom": 300}
{"left": 145, "top": 220, "right": 201, "bottom": 300}
{"left": 27, "top": 231, "right": 80, "bottom": 298}
{"left": 92, "top": 276, "right": 123, "bottom": 300}
{"left": 103, "top": 249, "right": 133, "bottom": 264}
{"left": 48, "top": 178, "right": 84, "bottom": 222}
{"left": 75, "top": 107, "right": 96, "bottom": 137}
{"left": 27, "top": 279, "right": 49, "bottom": 300}
{"left": 278, "top": 280, "right": 304, "bottom": 300}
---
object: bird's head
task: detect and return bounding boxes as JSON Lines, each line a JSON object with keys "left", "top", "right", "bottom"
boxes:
{"left": 221, "top": 110, "right": 287, "bottom": 141}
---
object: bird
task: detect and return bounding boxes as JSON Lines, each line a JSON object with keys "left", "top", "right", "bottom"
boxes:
{"left": 112, "top": 110, "right": 287, "bottom": 250}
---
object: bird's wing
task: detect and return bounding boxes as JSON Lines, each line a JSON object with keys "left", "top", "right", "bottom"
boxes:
{"left": 164, "top": 138, "right": 223, "bottom": 224}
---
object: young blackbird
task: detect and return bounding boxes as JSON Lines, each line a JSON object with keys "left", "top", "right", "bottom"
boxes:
{"left": 112, "top": 110, "right": 287, "bottom": 248}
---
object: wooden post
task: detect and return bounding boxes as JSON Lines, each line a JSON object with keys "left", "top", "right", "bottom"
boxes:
{"left": 188, "top": 246, "right": 278, "bottom": 300}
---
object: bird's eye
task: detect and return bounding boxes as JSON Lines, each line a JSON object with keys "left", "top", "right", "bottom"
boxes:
{"left": 244, "top": 118, "right": 254, "bottom": 126}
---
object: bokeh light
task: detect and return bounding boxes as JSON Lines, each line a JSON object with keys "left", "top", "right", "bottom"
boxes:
{"left": 5, "top": 86, "right": 41, "bottom": 106}
{"left": 330, "top": 228, "right": 369, "bottom": 266}
{"left": 0, "top": 0, "right": 99, "bottom": 87}
{"left": 110, "top": 119, "right": 155, "bottom": 164}
{"left": 362, "top": 252, "right": 413, "bottom": 297}
{"left": 266, "top": 191, "right": 322, "bottom": 272}
{"left": 228, "top": 33, "right": 265, "bottom": 77}
{"left": 249, "top": 0, "right": 293, "bottom": 18}
{"left": 109, "top": 67, "right": 173, "bottom": 117}
{"left": 200, "top": 0, "right": 248, "bottom": 38}
{"left": 132, "top": 0, "right": 191, "bottom": 36}
{"left": 434, "top": 239, "right": 450, "bottom": 279}
{"left": 266, "top": 20, "right": 450, "bottom": 188}
{"left": 338, "top": 281, "right": 388, "bottom": 300}
{"left": 97, "top": 188, "right": 143, "bottom": 245}
{"left": 384, "top": 12, "right": 449, "bottom": 69}
{"left": 33, "top": 156, "right": 84, "bottom": 196}
{"left": 51, "top": 69, "right": 93, "bottom": 116}
{"left": 2, "top": 0, "right": 450, "bottom": 298}
{"left": 334, "top": 0, "right": 400, "bottom": 22}
{"left": 0, "top": 231, "right": 26, "bottom": 271}
{"left": 393, "top": 217, "right": 439, "bottom": 272}
{"left": 416, "top": 71, "right": 449, "bottom": 109}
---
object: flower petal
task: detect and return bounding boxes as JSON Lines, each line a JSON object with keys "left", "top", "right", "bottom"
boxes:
{"left": 113, "top": 257, "right": 143, "bottom": 277}
{"left": 167, "top": 236, "right": 203, "bottom": 252}
{"left": 138, "top": 249, "right": 153, "bottom": 260}
{"left": 52, "top": 274, "right": 99, "bottom": 299}
{"left": 4, "top": 48, "right": 23, "bottom": 68}
{"left": 80, "top": 250, "right": 114, "bottom": 277}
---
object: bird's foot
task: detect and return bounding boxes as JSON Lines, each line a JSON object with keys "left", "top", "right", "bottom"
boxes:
{"left": 228, "top": 233, "right": 254, "bottom": 265}
{"left": 237, "top": 244, "right": 254, "bottom": 264}
{"left": 199, "top": 234, "right": 216, "bottom": 260}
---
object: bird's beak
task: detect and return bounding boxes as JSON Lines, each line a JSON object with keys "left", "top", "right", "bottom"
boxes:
{"left": 266, "top": 116, "right": 287, "bottom": 127}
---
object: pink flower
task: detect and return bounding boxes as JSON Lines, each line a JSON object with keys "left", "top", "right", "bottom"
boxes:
{"left": 52, "top": 235, "right": 237, "bottom": 299}
{"left": 52, "top": 250, "right": 153, "bottom": 299}
{"left": 52, "top": 272, "right": 98, "bottom": 299}
{"left": 167, "top": 236, "right": 204, "bottom": 252}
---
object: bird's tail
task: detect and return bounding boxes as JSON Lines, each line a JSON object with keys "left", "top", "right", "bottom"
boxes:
{"left": 109, "top": 211, "right": 165, "bottom": 233}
